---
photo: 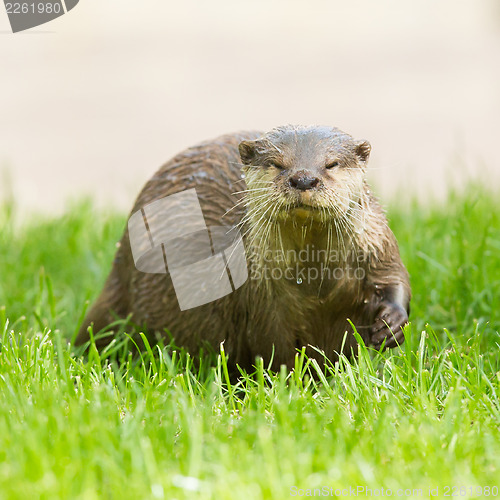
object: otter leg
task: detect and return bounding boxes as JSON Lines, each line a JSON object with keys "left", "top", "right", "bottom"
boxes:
{"left": 369, "top": 282, "right": 410, "bottom": 350}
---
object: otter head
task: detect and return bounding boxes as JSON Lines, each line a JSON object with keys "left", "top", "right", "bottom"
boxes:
{"left": 238, "top": 125, "right": 371, "bottom": 223}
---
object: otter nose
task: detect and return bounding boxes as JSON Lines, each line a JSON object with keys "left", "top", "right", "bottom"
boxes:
{"left": 289, "top": 173, "right": 320, "bottom": 191}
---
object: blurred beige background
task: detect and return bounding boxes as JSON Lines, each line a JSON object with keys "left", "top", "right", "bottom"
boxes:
{"left": 1, "top": 0, "right": 499, "bottom": 215}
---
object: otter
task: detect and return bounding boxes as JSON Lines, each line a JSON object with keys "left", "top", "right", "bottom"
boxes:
{"left": 76, "top": 125, "right": 410, "bottom": 371}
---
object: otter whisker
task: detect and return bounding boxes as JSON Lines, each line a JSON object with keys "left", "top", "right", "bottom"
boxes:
{"left": 232, "top": 187, "right": 274, "bottom": 196}
{"left": 224, "top": 192, "right": 273, "bottom": 218}
{"left": 240, "top": 195, "right": 280, "bottom": 246}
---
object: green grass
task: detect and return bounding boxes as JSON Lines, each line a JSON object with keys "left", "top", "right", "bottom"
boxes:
{"left": 0, "top": 187, "right": 499, "bottom": 499}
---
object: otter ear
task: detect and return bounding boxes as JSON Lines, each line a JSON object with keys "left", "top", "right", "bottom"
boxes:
{"left": 239, "top": 140, "right": 258, "bottom": 165}
{"left": 355, "top": 140, "right": 371, "bottom": 163}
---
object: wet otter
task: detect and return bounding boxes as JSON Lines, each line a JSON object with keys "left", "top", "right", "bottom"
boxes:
{"left": 77, "top": 125, "right": 410, "bottom": 370}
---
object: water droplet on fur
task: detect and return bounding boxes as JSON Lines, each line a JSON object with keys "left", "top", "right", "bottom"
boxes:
{"left": 296, "top": 277, "right": 303, "bottom": 285}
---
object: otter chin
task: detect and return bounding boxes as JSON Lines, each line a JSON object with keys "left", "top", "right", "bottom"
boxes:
{"left": 77, "top": 125, "right": 411, "bottom": 372}
{"left": 289, "top": 205, "right": 320, "bottom": 217}
{"left": 281, "top": 199, "right": 324, "bottom": 218}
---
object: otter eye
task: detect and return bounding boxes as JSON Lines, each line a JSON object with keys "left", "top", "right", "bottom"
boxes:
{"left": 269, "top": 161, "right": 284, "bottom": 170}
{"left": 326, "top": 161, "right": 339, "bottom": 170}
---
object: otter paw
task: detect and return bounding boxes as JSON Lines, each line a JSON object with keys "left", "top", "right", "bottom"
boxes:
{"left": 369, "top": 303, "right": 408, "bottom": 350}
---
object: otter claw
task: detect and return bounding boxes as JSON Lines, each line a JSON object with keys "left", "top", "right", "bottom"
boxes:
{"left": 370, "top": 303, "right": 408, "bottom": 349}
